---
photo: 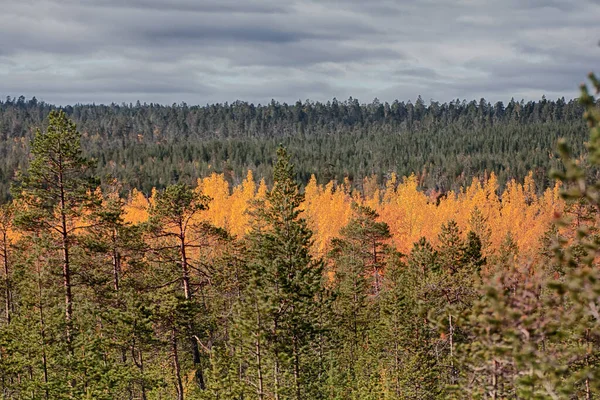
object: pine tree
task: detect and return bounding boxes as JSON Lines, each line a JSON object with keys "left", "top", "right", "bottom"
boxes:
{"left": 456, "top": 268, "right": 564, "bottom": 399}
{"left": 437, "top": 220, "right": 463, "bottom": 275}
{"left": 234, "top": 147, "right": 326, "bottom": 399}
{"left": 9, "top": 110, "right": 100, "bottom": 397}
{"left": 377, "top": 254, "right": 442, "bottom": 399}
{"left": 408, "top": 237, "right": 438, "bottom": 276}
{"left": 12, "top": 110, "right": 98, "bottom": 350}
{"left": 461, "top": 231, "right": 486, "bottom": 272}
{"left": 146, "top": 183, "right": 220, "bottom": 398}
{"left": 80, "top": 185, "right": 157, "bottom": 399}
{"left": 327, "top": 203, "right": 392, "bottom": 397}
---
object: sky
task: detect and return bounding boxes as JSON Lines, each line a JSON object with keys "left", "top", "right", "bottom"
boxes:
{"left": 1, "top": 0, "right": 599, "bottom": 106}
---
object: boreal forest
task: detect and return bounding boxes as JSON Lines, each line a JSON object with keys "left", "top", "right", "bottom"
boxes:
{"left": 0, "top": 95, "right": 589, "bottom": 201}
{"left": 0, "top": 72, "right": 600, "bottom": 400}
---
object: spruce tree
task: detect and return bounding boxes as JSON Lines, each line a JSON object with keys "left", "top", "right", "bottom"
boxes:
{"left": 235, "top": 147, "right": 325, "bottom": 399}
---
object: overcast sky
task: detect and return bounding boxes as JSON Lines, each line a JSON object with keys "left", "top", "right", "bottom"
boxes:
{"left": 1, "top": 0, "right": 599, "bottom": 106}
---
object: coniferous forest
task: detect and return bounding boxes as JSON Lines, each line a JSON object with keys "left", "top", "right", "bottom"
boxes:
{"left": 0, "top": 95, "right": 590, "bottom": 201}
{"left": 1, "top": 73, "right": 600, "bottom": 400}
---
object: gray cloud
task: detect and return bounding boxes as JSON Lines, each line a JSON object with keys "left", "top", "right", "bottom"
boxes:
{"left": 0, "top": 0, "right": 598, "bottom": 105}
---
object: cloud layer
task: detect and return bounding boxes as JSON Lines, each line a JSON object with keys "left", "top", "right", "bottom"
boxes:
{"left": 1, "top": 0, "right": 599, "bottom": 105}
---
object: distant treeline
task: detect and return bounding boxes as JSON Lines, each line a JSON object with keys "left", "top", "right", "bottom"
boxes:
{"left": 0, "top": 95, "right": 590, "bottom": 200}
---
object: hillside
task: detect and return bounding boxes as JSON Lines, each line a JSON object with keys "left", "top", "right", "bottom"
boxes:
{"left": 0, "top": 95, "right": 588, "bottom": 200}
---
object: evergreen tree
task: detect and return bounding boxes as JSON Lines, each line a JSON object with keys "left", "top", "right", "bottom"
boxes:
{"left": 146, "top": 183, "right": 221, "bottom": 398}
{"left": 327, "top": 203, "right": 392, "bottom": 397}
{"left": 377, "top": 254, "right": 442, "bottom": 399}
{"left": 10, "top": 110, "right": 99, "bottom": 397}
{"left": 234, "top": 147, "right": 326, "bottom": 399}
{"left": 12, "top": 110, "right": 98, "bottom": 349}
{"left": 461, "top": 231, "right": 485, "bottom": 272}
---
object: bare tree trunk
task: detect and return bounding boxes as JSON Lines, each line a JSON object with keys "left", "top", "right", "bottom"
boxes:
{"left": 36, "top": 258, "right": 49, "bottom": 400}
{"left": 586, "top": 329, "right": 591, "bottom": 400}
{"left": 172, "top": 328, "right": 184, "bottom": 400}
{"left": 58, "top": 167, "right": 74, "bottom": 353}
{"left": 293, "top": 335, "right": 301, "bottom": 400}
{"left": 449, "top": 314, "right": 455, "bottom": 385}
{"left": 586, "top": 377, "right": 591, "bottom": 400}
{"left": 492, "top": 359, "right": 498, "bottom": 400}
{"left": 112, "top": 230, "right": 120, "bottom": 292}
{"left": 2, "top": 232, "right": 10, "bottom": 324}
{"left": 180, "top": 235, "right": 205, "bottom": 390}
{"left": 255, "top": 302, "right": 264, "bottom": 400}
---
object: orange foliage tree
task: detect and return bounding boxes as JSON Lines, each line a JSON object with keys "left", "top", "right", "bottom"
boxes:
{"left": 120, "top": 171, "right": 563, "bottom": 260}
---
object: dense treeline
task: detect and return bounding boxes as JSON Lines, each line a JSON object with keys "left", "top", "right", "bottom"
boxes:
{"left": 0, "top": 95, "right": 590, "bottom": 200}
{"left": 1, "top": 86, "right": 600, "bottom": 399}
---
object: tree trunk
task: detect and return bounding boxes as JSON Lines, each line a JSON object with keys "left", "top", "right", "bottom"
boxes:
{"left": 585, "top": 377, "right": 591, "bottom": 400}
{"left": 491, "top": 359, "right": 498, "bottom": 400}
{"left": 180, "top": 235, "right": 205, "bottom": 390}
{"left": 293, "top": 335, "right": 301, "bottom": 400}
{"left": 36, "top": 258, "right": 49, "bottom": 400}
{"left": 273, "top": 315, "right": 280, "bottom": 400}
{"left": 132, "top": 342, "right": 147, "bottom": 400}
{"left": 449, "top": 314, "right": 455, "bottom": 385}
{"left": 255, "top": 302, "right": 264, "bottom": 400}
{"left": 274, "top": 357, "right": 280, "bottom": 400}
{"left": 139, "top": 349, "right": 147, "bottom": 400}
{"left": 2, "top": 232, "right": 10, "bottom": 324}
{"left": 172, "top": 328, "right": 184, "bottom": 400}
{"left": 58, "top": 166, "right": 73, "bottom": 352}
{"left": 585, "top": 329, "right": 591, "bottom": 400}
{"left": 112, "top": 230, "right": 120, "bottom": 292}
{"left": 372, "top": 241, "right": 380, "bottom": 295}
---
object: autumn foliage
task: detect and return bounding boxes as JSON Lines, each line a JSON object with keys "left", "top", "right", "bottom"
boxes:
{"left": 122, "top": 170, "right": 562, "bottom": 260}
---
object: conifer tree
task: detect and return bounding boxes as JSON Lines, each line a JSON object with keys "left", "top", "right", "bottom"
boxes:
{"left": 408, "top": 237, "right": 438, "bottom": 276}
{"left": 327, "top": 203, "right": 392, "bottom": 396}
{"left": 461, "top": 231, "right": 486, "bottom": 272}
{"left": 81, "top": 186, "right": 157, "bottom": 399}
{"left": 377, "top": 253, "right": 442, "bottom": 399}
{"left": 235, "top": 147, "right": 325, "bottom": 399}
{"left": 437, "top": 220, "right": 464, "bottom": 274}
{"left": 146, "top": 183, "right": 217, "bottom": 397}
{"left": 12, "top": 110, "right": 98, "bottom": 350}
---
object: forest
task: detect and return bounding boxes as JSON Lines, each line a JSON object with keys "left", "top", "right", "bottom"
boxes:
{"left": 0, "top": 95, "right": 591, "bottom": 201}
{"left": 0, "top": 75, "right": 599, "bottom": 399}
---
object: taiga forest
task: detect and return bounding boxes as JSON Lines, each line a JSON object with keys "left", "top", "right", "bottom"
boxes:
{"left": 1, "top": 3, "right": 600, "bottom": 398}
{"left": 0, "top": 74, "right": 599, "bottom": 399}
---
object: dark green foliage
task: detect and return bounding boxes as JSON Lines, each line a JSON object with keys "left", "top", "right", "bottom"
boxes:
{"left": 462, "top": 231, "right": 486, "bottom": 271}
{"left": 1, "top": 81, "right": 600, "bottom": 399}
{"left": 230, "top": 147, "right": 326, "bottom": 400}
{"left": 0, "top": 96, "right": 590, "bottom": 201}
{"left": 452, "top": 70, "right": 600, "bottom": 399}
{"left": 326, "top": 204, "right": 393, "bottom": 397}
{"left": 12, "top": 110, "right": 98, "bottom": 227}
{"left": 408, "top": 237, "right": 438, "bottom": 275}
